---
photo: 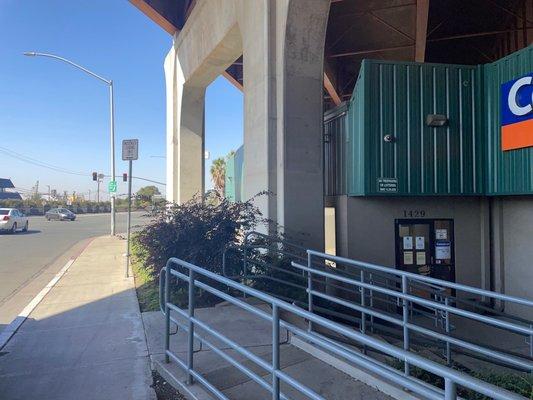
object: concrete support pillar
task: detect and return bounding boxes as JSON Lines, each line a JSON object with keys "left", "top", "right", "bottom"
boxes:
{"left": 240, "top": 0, "right": 277, "bottom": 226}
{"left": 275, "top": 0, "right": 329, "bottom": 250}
{"left": 165, "top": 46, "right": 206, "bottom": 203}
{"left": 239, "top": 0, "right": 329, "bottom": 250}
{"left": 164, "top": 0, "right": 329, "bottom": 250}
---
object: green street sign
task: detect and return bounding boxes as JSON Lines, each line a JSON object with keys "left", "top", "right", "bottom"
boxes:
{"left": 108, "top": 180, "right": 117, "bottom": 193}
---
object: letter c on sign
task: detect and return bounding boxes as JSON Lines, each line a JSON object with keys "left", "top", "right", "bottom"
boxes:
{"left": 508, "top": 76, "right": 533, "bottom": 116}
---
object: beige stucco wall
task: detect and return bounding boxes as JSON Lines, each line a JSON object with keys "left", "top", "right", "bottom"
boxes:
{"left": 336, "top": 196, "right": 491, "bottom": 290}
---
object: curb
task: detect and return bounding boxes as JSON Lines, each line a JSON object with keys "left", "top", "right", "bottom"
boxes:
{"left": 0, "top": 238, "right": 94, "bottom": 350}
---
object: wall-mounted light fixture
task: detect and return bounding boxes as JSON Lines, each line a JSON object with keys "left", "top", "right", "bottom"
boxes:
{"left": 426, "top": 114, "right": 449, "bottom": 127}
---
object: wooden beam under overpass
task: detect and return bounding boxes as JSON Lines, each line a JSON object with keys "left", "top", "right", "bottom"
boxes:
{"left": 323, "top": 72, "right": 342, "bottom": 106}
{"left": 415, "top": 0, "right": 429, "bottom": 62}
{"left": 222, "top": 71, "right": 243, "bottom": 92}
{"left": 129, "top": 0, "right": 178, "bottom": 35}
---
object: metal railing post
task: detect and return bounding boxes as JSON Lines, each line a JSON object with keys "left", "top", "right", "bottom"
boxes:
{"left": 445, "top": 378, "right": 457, "bottom": 400}
{"left": 307, "top": 253, "right": 313, "bottom": 332}
{"left": 187, "top": 270, "right": 196, "bottom": 385}
{"left": 243, "top": 245, "right": 248, "bottom": 299}
{"left": 529, "top": 324, "right": 533, "bottom": 358}
{"left": 369, "top": 273, "right": 375, "bottom": 332}
{"left": 272, "top": 304, "right": 280, "bottom": 400}
{"left": 402, "top": 275, "right": 410, "bottom": 375}
{"left": 360, "top": 270, "right": 368, "bottom": 355}
{"left": 445, "top": 297, "right": 451, "bottom": 365}
{"left": 164, "top": 266, "right": 170, "bottom": 363}
{"left": 360, "top": 270, "right": 367, "bottom": 334}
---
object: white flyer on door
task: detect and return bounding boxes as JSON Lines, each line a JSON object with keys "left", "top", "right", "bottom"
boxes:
{"left": 403, "top": 236, "right": 413, "bottom": 250}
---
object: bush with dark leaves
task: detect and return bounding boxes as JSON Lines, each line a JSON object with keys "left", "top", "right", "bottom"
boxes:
{"left": 134, "top": 192, "right": 266, "bottom": 275}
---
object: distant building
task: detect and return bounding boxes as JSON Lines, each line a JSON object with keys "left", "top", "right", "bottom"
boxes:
{"left": 0, "top": 178, "right": 22, "bottom": 200}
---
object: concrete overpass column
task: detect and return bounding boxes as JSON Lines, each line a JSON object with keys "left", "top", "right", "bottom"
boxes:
{"left": 165, "top": 45, "right": 206, "bottom": 203}
{"left": 240, "top": 0, "right": 277, "bottom": 227}
{"left": 276, "top": 0, "right": 330, "bottom": 250}
{"left": 239, "top": 0, "right": 329, "bottom": 250}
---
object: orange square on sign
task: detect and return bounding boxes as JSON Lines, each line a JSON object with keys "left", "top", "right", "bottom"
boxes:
{"left": 501, "top": 119, "right": 533, "bottom": 151}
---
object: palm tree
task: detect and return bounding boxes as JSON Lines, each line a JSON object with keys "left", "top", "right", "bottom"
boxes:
{"left": 210, "top": 157, "right": 226, "bottom": 194}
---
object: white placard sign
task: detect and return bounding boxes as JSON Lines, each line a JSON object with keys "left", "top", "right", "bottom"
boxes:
{"left": 122, "top": 139, "right": 139, "bottom": 161}
{"left": 435, "top": 242, "right": 451, "bottom": 260}
{"left": 435, "top": 229, "right": 448, "bottom": 240}
{"left": 403, "top": 236, "right": 413, "bottom": 250}
{"left": 415, "top": 236, "right": 425, "bottom": 250}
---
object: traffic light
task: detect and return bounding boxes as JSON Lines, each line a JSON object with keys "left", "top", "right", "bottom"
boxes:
{"left": 92, "top": 172, "right": 97, "bottom": 181}
{"left": 123, "top": 173, "right": 128, "bottom": 182}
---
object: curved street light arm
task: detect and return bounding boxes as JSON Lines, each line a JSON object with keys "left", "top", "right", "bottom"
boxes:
{"left": 24, "top": 50, "right": 116, "bottom": 236}
{"left": 23, "top": 51, "right": 111, "bottom": 85}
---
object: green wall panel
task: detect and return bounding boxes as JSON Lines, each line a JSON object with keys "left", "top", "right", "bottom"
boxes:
{"left": 347, "top": 59, "right": 484, "bottom": 196}
{"left": 224, "top": 145, "right": 244, "bottom": 202}
{"left": 483, "top": 45, "right": 533, "bottom": 195}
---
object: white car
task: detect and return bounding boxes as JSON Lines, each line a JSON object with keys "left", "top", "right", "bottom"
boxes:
{"left": 0, "top": 208, "right": 29, "bottom": 233}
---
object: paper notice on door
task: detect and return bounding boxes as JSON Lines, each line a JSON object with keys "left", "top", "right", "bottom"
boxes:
{"left": 416, "top": 251, "right": 426, "bottom": 265}
{"left": 403, "top": 236, "right": 413, "bottom": 250}
{"left": 435, "top": 229, "right": 448, "bottom": 240}
{"left": 415, "top": 236, "right": 425, "bottom": 250}
{"left": 435, "top": 242, "right": 451, "bottom": 260}
{"left": 403, "top": 251, "right": 413, "bottom": 265}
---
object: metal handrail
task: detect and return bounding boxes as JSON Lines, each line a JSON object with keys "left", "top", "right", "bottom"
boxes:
{"left": 241, "top": 232, "right": 533, "bottom": 313}
{"left": 222, "top": 232, "right": 533, "bottom": 367}
{"left": 290, "top": 261, "right": 533, "bottom": 371}
{"left": 309, "top": 250, "right": 533, "bottom": 308}
{"left": 161, "top": 257, "right": 527, "bottom": 400}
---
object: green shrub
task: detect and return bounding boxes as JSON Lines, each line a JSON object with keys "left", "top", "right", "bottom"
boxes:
{"left": 131, "top": 193, "right": 266, "bottom": 310}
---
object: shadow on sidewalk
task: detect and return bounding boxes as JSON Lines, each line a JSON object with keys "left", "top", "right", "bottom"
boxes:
{"left": 0, "top": 285, "right": 154, "bottom": 400}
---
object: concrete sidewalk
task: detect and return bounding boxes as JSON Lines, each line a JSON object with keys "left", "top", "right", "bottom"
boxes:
{"left": 0, "top": 236, "right": 156, "bottom": 400}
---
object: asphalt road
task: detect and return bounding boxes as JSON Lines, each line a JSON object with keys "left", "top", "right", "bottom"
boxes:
{"left": 0, "top": 211, "right": 150, "bottom": 331}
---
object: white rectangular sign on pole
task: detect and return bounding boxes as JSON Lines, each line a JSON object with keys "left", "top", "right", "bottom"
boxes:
{"left": 122, "top": 139, "right": 139, "bottom": 161}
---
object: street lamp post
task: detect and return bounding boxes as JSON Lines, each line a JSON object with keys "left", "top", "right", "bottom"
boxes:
{"left": 24, "top": 51, "right": 117, "bottom": 236}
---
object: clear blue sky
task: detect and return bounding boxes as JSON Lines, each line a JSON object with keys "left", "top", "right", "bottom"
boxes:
{"left": 0, "top": 0, "right": 243, "bottom": 199}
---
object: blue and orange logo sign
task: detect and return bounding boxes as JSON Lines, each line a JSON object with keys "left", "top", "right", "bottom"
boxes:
{"left": 501, "top": 73, "right": 533, "bottom": 151}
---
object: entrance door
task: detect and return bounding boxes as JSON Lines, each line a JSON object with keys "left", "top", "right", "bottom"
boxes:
{"left": 395, "top": 219, "right": 455, "bottom": 283}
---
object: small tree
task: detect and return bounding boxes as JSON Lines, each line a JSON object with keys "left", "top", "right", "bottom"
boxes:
{"left": 135, "top": 185, "right": 161, "bottom": 208}
{"left": 210, "top": 157, "right": 226, "bottom": 195}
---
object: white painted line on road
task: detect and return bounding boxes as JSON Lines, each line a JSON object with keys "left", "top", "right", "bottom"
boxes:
{"left": 0, "top": 258, "right": 76, "bottom": 350}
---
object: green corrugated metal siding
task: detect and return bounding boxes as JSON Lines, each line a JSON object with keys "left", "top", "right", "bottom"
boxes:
{"left": 483, "top": 45, "right": 533, "bottom": 195}
{"left": 224, "top": 153, "right": 236, "bottom": 201}
{"left": 224, "top": 146, "right": 244, "bottom": 202}
{"left": 324, "top": 103, "right": 347, "bottom": 196}
{"left": 346, "top": 65, "right": 365, "bottom": 195}
{"left": 347, "top": 59, "right": 484, "bottom": 196}
{"left": 234, "top": 145, "right": 244, "bottom": 201}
